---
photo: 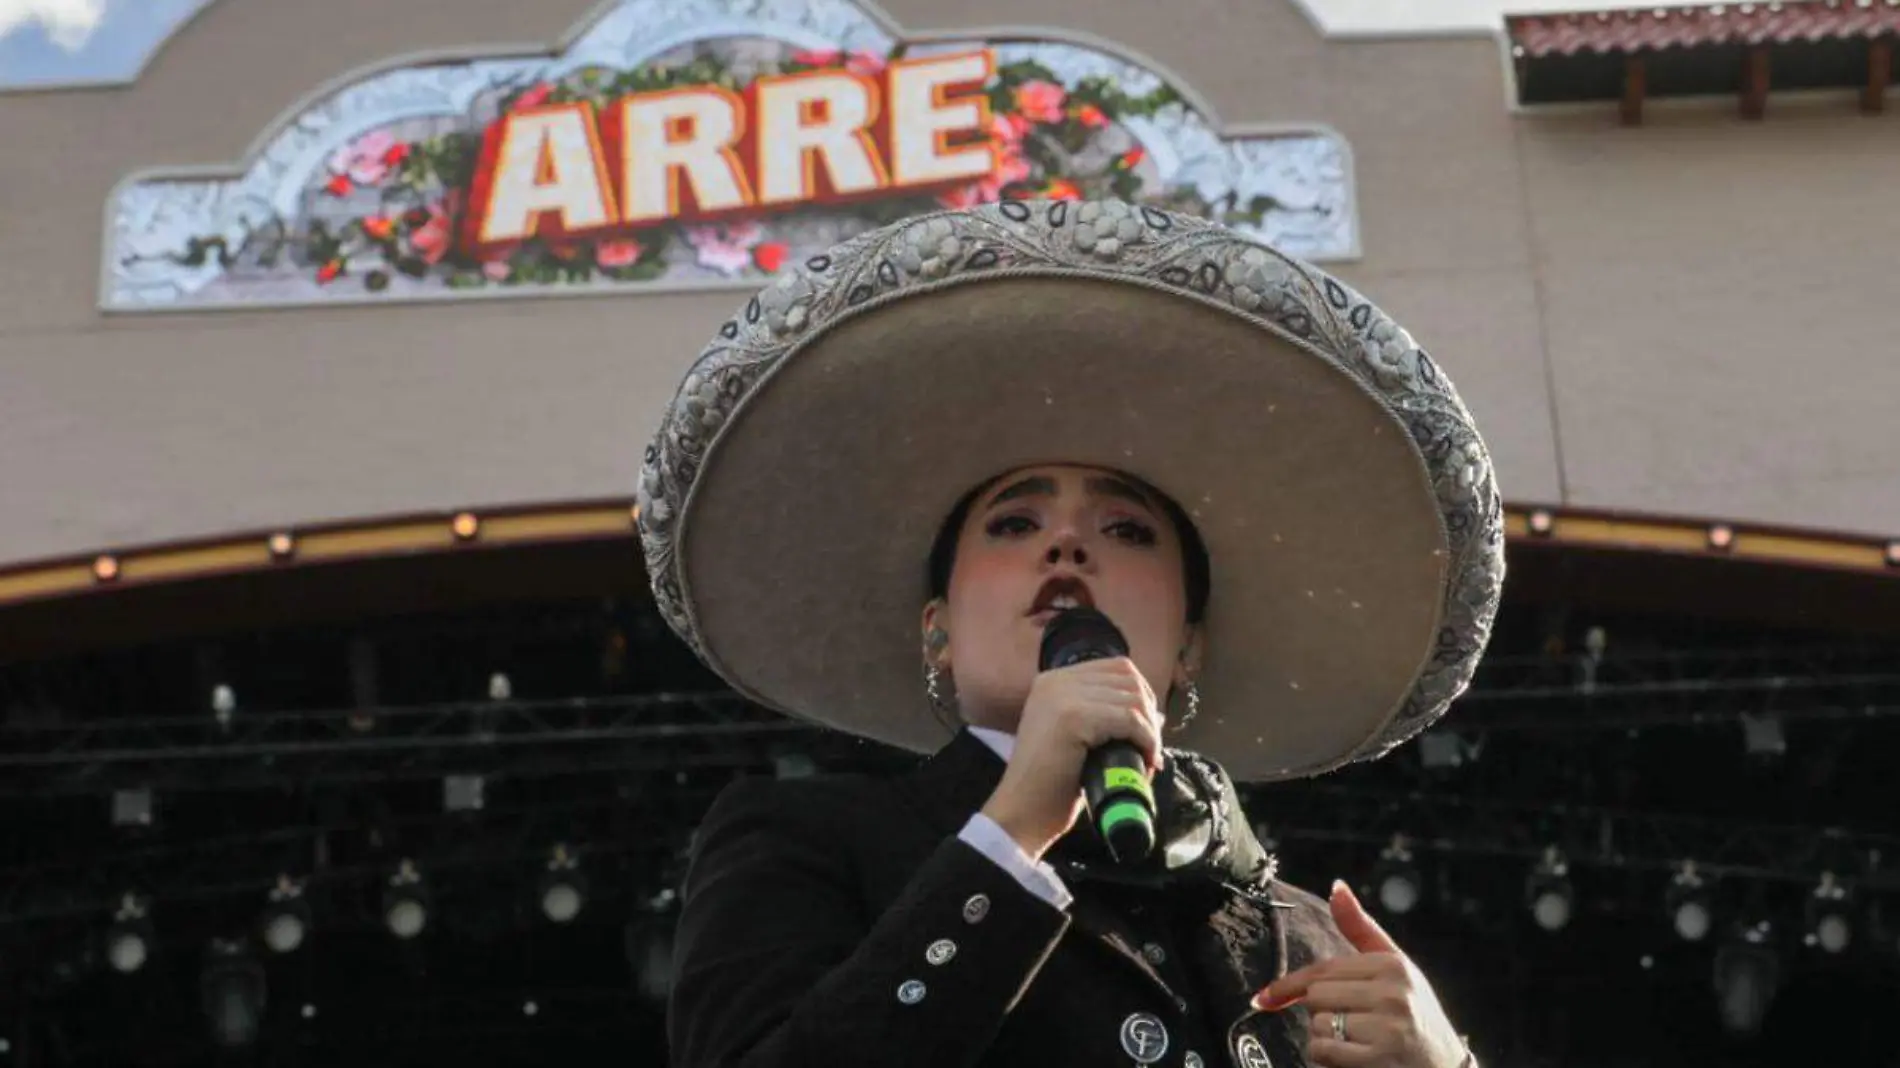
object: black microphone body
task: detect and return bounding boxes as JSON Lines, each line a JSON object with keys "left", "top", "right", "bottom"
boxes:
{"left": 1038, "top": 607, "right": 1157, "bottom": 866}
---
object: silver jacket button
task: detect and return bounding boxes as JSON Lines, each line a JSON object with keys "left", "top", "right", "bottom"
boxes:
{"left": 1120, "top": 1013, "right": 1170, "bottom": 1064}
{"left": 1185, "top": 1053, "right": 1205, "bottom": 1068}
{"left": 926, "top": 938, "right": 958, "bottom": 965}
{"left": 962, "top": 893, "right": 990, "bottom": 923}
{"left": 897, "top": 980, "right": 927, "bottom": 1005}
{"left": 1235, "top": 1032, "right": 1272, "bottom": 1068}
{"left": 1142, "top": 942, "right": 1168, "bottom": 966}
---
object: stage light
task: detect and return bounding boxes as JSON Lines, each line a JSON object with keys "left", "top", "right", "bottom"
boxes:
{"left": 112, "top": 788, "right": 154, "bottom": 828}
{"left": 104, "top": 893, "right": 154, "bottom": 974}
{"left": 200, "top": 938, "right": 266, "bottom": 1049}
{"left": 488, "top": 672, "right": 513, "bottom": 701}
{"left": 773, "top": 752, "right": 817, "bottom": 779}
{"left": 539, "top": 843, "right": 588, "bottom": 924}
{"left": 383, "top": 859, "right": 430, "bottom": 940}
{"left": 1741, "top": 711, "right": 1785, "bottom": 758}
{"left": 1805, "top": 871, "right": 1853, "bottom": 954}
{"left": 259, "top": 875, "right": 311, "bottom": 954}
{"left": 444, "top": 774, "right": 485, "bottom": 813}
{"left": 212, "top": 684, "right": 236, "bottom": 730}
{"left": 1526, "top": 847, "right": 1573, "bottom": 932}
{"left": 628, "top": 888, "right": 680, "bottom": 1004}
{"left": 1372, "top": 835, "right": 1422, "bottom": 916}
{"left": 1713, "top": 919, "right": 1780, "bottom": 1038}
{"left": 1667, "top": 861, "right": 1714, "bottom": 942}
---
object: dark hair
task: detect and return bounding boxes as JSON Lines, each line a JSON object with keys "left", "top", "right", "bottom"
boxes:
{"left": 926, "top": 471, "right": 1211, "bottom": 625}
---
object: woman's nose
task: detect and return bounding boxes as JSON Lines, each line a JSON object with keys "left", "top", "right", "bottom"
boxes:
{"left": 1044, "top": 528, "right": 1092, "bottom": 569}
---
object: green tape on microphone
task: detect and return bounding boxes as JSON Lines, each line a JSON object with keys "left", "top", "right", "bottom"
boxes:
{"left": 1103, "top": 766, "right": 1155, "bottom": 804}
{"left": 1100, "top": 800, "right": 1151, "bottom": 834}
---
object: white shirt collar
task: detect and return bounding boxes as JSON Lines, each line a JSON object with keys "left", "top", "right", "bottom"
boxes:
{"left": 967, "top": 725, "right": 1015, "bottom": 762}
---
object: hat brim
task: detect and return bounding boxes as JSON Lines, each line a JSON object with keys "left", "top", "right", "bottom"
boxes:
{"left": 678, "top": 273, "right": 1448, "bottom": 782}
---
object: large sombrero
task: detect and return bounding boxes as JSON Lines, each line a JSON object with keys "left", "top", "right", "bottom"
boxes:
{"left": 637, "top": 200, "right": 1504, "bottom": 783}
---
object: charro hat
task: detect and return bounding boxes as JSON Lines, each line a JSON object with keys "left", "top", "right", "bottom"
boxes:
{"left": 636, "top": 199, "right": 1504, "bottom": 783}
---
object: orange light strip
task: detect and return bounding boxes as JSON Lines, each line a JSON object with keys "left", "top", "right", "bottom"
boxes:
{"left": 0, "top": 502, "right": 1892, "bottom": 610}
{"left": 0, "top": 504, "right": 641, "bottom": 608}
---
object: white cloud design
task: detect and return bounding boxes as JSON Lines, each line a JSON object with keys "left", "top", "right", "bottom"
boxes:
{"left": 0, "top": 0, "right": 106, "bottom": 52}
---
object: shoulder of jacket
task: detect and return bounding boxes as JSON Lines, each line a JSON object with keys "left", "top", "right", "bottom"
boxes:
{"left": 705, "top": 767, "right": 896, "bottom": 828}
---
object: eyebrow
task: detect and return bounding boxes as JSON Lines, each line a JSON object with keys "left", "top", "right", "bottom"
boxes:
{"left": 982, "top": 475, "right": 1157, "bottom": 512}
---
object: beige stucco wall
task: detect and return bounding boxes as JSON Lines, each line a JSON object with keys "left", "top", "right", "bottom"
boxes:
{"left": 0, "top": 0, "right": 1894, "bottom": 572}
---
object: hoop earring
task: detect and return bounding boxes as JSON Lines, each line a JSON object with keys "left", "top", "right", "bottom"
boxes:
{"left": 925, "top": 665, "right": 948, "bottom": 713}
{"left": 1172, "top": 679, "right": 1202, "bottom": 732}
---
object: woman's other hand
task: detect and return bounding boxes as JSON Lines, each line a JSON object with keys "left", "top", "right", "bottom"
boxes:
{"left": 978, "top": 657, "right": 1163, "bottom": 860}
{"left": 1250, "top": 881, "right": 1473, "bottom": 1068}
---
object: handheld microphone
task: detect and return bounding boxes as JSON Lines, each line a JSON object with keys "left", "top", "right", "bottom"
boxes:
{"left": 1038, "top": 607, "right": 1156, "bottom": 866}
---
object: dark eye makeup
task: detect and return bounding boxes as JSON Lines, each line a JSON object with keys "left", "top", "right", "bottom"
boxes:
{"left": 982, "top": 513, "right": 1158, "bottom": 546}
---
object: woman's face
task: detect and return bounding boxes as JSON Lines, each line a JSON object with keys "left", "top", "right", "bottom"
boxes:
{"left": 924, "top": 464, "right": 1199, "bottom": 732}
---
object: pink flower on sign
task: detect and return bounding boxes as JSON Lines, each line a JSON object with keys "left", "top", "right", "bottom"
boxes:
{"left": 596, "top": 238, "right": 644, "bottom": 269}
{"left": 938, "top": 147, "right": 1033, "bottom": 209}
{"left": 684, "top": 221, "right": 765, "bottom": 276}
{"left": 1012, "top": 81, "right": 1067, "bottom": 124}
{"left": 1074, "top": 103, "right": 1109, "bottom": 129}
{"left": 409, "top": 193, "right": 460, "bottom": 265}
{"left": 512, "top": 82, "right": 555, "bottom": 111}
{"left": 991, "top": 112, "right": 1032, "bottom": 149}
{"left": 483, "top": 259, "right": 512, "bottom": 282}
{"left": 846, "top": 50, "right": 887, "bottom": 77}
{"left": 328, "top": 129, "right": 402, "bottom": 187}
{"left": 791, "top": 48, "right": 842, "bottom": 68}
{"left": 936, "top": 184, "right": 986, "bottom": 210}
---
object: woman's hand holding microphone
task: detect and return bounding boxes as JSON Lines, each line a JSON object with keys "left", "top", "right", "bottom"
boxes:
{"left": 978, "top": 657, "right": 1164, "bottom": 861}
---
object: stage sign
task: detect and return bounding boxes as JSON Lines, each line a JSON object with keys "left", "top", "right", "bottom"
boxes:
{"left": 103, "top": 0, "right": 1358, "bottom": 311}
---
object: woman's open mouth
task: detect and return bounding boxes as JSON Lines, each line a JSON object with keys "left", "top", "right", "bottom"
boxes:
{"left": 1027, "top": 576, "right": 1094, "bottom": 627}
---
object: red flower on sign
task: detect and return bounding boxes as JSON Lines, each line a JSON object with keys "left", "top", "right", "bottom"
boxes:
{"left": 513, "top": 83, "right": 555, "bottom": 111}
{"left": 791, "top": 48, "right": 842, "bottom": 67}
{"left": 316, "top": 259, "right": 344, "bottom": 284}
{"left": 596, "top": 238, "right": 644, "bottom": 269}
{"left": 1043, "top": 179, "right": 1083, "bottom": 201}
{"left": 324, "top": 175, "right": 352, "bottom": 197}
{"left": 1013, "top": 81, "right": 1067, "bottom": 124}
{"left": 381, "top": 143, "right": 411, "bottom": 169}
{"left": 992, "top": 112, "right": 1032, "bottom": 149}
{"left": 1074, "top": 104, "right": 1109, "bottom": 128}
{"left": 362, "top": 216, "right": 396, "bottom": 241}
{"left": 753, "top": 241, "right": 789, "bottom": 273}
{"left": 408, "top": 192, "right": 461, "bottom": 265}
{"left": 1119, "top": 146, "right": 1146, "bottom": 169}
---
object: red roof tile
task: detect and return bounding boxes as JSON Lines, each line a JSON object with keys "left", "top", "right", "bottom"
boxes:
{"left": 1507, "top": 1, "right": 1900, "bottom": 58}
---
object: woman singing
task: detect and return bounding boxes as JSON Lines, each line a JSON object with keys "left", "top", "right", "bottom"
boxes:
{"left": 637, "top": 199, "right": 1506, "bottom": 1068}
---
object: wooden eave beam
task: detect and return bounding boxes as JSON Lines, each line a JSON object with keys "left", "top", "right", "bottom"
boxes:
{"left": 1865, "top": 37, "right": 1892, "bottom": 115}
{"left": 1621, "top": 52, "right": 1647, "bottom": 126}
{"left": 1741, "top": 44, "right": 1771, "bottom": 120}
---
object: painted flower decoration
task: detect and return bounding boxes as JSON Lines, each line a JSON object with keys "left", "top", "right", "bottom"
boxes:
{"left": 684, "top": 221, "right": 765, "bottom": 276}
{"left": 597, "top": 239, "right": 644, "bottom": 269}
{"left": 407, "top": 193, "right": 460, "bottom": 265}
{"left": 512, "top": 82, "right": 555, "bottom": 111}
{"left": 328, "top": 129, "right": 407, "bottom": 189}
{"left": 1013, "top": 80, "right": 1067, "bottom": 124}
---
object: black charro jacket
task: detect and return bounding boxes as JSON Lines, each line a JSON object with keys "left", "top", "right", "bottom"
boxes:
{"left": 668, "top": 727, "right": 1358, "bottom": 1068}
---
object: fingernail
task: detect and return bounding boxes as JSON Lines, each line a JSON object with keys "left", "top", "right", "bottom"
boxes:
{"left": 1331, "top": 879, "right": 1348, "bottom": 897}
{"left": 1251, "top": 991, "right": 1299, "bottom": 1013}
